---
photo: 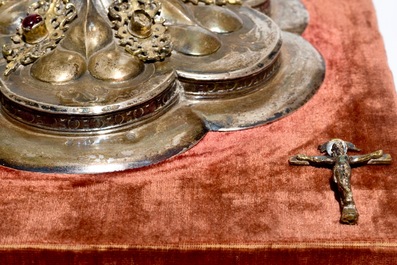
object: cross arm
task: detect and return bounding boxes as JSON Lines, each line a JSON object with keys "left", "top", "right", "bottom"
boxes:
{"left": 349, "top": 152, "right": 392, "bottom": 165}
{"left": 289, "top": 155, "right": 334, "bottom": 166}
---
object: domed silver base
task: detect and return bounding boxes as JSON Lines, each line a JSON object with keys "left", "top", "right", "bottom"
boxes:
{"left": 0, "top": 1, "right": 323, "bottom": 173}
{"left": 0, "top": 32, "right": 324, "bottom": 173}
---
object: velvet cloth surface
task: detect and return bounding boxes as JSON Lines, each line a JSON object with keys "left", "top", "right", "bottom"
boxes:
{"left": 1, "top": 0, "right": 397, "bottom": 263}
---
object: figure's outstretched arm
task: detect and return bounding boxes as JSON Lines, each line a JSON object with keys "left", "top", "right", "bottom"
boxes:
{"left": 349, "top": 150, "right": 392, "bottom": 165}
{"left": 289, "top": 154, "right": 334, "bottom": 166}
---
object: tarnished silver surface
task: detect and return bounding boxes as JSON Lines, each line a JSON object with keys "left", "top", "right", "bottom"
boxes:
{"left": 0, "top": 0, "right": 324, "bottom": 173}
{"left": 189, "top": 32, "right": 324, "bottom": 131}
{"left": 269, "top": 0, "right": 309, "bottom": 34}
{"left": 244, "top": 0, "right": 309, "bottom": 34}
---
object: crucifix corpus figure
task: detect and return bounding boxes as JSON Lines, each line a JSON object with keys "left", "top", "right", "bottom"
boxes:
{"left": 289, "top": 139, "right": 392, "bottom": 225}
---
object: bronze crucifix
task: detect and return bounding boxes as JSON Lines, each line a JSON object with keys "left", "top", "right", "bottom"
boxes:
{"left": 289, "top": 139, "right": 392, "bottom": 225}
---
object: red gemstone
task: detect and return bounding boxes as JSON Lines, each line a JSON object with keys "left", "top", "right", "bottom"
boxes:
{"left": 22, "top": 14, "right": 43, "bottom": 30}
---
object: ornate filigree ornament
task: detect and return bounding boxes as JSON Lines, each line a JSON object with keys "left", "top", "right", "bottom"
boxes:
{"left": 2, "top": 0, "right": 77, "bottom": 76}
{"left": 108, "top": 0, "right": 171, "bottom": 62}
{"left": 0, "top": 0, "right": 324, "bottom": 173}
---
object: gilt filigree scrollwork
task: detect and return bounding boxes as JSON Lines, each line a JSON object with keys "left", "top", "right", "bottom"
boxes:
{"left": 109, "top": 0, "right": 172, "bottom": 62}
{"left": 2, "top": 0, "right": 77, "bottom": 76}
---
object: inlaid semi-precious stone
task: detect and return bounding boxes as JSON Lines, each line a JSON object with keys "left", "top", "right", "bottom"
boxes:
{"left": 22, "top": 13, "right": 42, "bottom": 29}
{"left": 289, "top": 139, "right": 392, "bottom": 225}
{"left": 22, "top": 13, "right": 48, "bottom": 45}
{"left": 129, "top": 10, "right": 154, "bottom": 38}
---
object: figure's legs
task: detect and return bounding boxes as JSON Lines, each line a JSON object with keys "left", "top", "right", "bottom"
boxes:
{"left": 340, "top": 200, "right": 358, "bottom": 225}
{"left": 334, "top": 169, "right": 359, "bottom": 225}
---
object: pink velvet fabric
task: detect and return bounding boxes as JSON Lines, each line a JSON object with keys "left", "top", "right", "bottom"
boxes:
{"left": 0, "top": 0, "right": 397, "bottom": 263}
